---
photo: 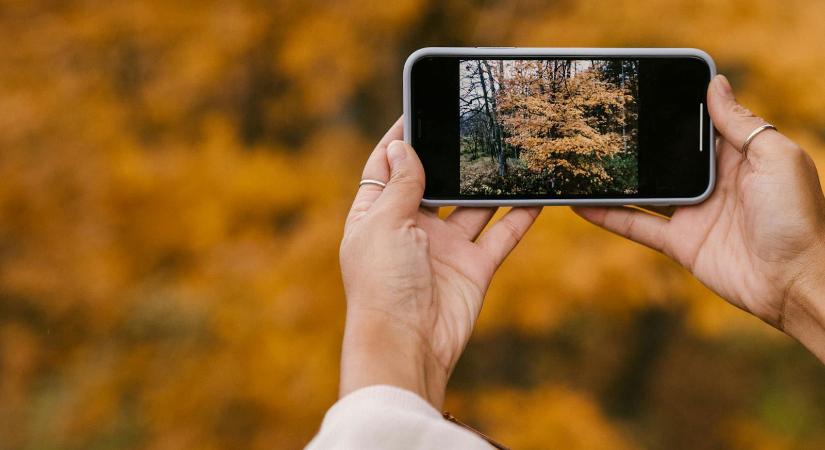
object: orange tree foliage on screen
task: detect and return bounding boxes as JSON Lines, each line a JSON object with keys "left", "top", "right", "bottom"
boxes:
{"left": 1, "top": 1, "right": 825, "bottom": 450}
{"left": 496, "top": 60, "right": 638, "bottom": 193}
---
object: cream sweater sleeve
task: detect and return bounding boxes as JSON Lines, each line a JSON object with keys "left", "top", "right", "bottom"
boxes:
{"left": 305, "top": 385, "right": 493, "bottom": 450}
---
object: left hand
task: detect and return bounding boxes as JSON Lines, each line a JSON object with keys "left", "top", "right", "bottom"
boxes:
{"left": 339, "top": 118, "right": 541, "bottom": 408}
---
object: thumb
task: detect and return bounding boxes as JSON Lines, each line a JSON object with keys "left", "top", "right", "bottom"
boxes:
{"left": 373, "top": 140, "right": 425, "bottom": 220}
{"left": 707, "top": 74, "right": 775, "bottom": 157}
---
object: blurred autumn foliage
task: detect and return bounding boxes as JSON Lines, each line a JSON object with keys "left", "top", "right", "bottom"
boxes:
{"left": 1, "top": 1, "right": 825, "bottom": 449}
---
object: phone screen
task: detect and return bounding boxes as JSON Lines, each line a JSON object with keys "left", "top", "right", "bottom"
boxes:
{"left": 409, "top": 54, "right": 712, "bottom": 202}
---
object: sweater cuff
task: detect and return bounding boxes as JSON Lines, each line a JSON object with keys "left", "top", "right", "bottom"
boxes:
{"left": 306, "top": 385, "right": 493, "bottom": 449}
{"left": 323, "top": 385, "right": 442, "bottom": 423}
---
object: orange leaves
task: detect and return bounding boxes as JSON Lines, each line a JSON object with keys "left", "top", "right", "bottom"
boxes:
{"left": 493, "top": 60, "right": 637, "bottom": 192}
{"left": 279, "top": 14, "right": 371, "bottom": 117}
{"left": 2, "top": 1, "right": 825, "bottom": 449}
{"left": 457, "top": 385, "right": 637, "bottom": 450}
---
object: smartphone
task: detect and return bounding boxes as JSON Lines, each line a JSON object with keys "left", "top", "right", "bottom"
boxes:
{"left": 403, "top": 47, "right": 715, "bottom": 206}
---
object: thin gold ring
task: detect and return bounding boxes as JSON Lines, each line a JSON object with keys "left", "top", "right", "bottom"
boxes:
{"left": 359, "top": 179, "right": 387, "bottom": 189}
{"left": 741, "top": 124, "right": 777, "bottom": 156}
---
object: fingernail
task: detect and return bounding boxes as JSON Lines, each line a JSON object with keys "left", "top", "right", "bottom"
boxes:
{"left": 387, "top": 140, "right": 407, "bottom": 166}
{"left": 715, "top": 74, "right": 734, "bottom": 98}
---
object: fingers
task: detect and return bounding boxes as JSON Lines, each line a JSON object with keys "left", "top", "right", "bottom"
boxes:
{"left": 707, "top": 75, "right": 767, "bottom": 151}
{"left": 477, "top": 207, "right": 541, "bottom": 267}
{"left": 708, "top": 75, "right": 804, "bottom": 167}
{"left": 371, "top": 140, "right": 426, "bottom": 222}
{"left": 347, "top": 118, "right": 402, "bottom": 220}
{"left": 376, "top": 116, "right": 404, "bottom": 151}
{"left": 446, "top": 207, "right": 498, "bottom": 241}
{"left": 707, "top": 75, "right": 782, "bottom": 159}
{"left": 572, "top": 206, "right": 668, "bottom": 253}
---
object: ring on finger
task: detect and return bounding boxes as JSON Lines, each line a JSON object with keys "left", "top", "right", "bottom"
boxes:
{"left": 359, "top": 179, "right": 387, "bottom": 189}
{"left": 741, "top": 124, "right": 777, "bottom": 157}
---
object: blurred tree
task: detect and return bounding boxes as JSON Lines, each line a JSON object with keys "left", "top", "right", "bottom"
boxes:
{"left": 0, "top": 0, "right": 823, "bottom": 449}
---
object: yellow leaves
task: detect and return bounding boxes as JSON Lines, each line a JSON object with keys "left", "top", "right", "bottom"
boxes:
{"left": 277, "top": 0, "right": 427, "bottom": 119}
{"left": 2, "top": 1, "right": 825, "bottom": 449}
{"left": 279, "top": 15, "right": 369, "bottom": 117}
{"left": 476, "top": 207, "right": 689, "bottom": 335}
{"left": 344, "top": 0, "right": 427, "bottom": 31}
{"left": 447, "top": 385, "right": 637, "bottom": 450}
{"left": 724, "top": 419, "right": 807, "bottom": 450}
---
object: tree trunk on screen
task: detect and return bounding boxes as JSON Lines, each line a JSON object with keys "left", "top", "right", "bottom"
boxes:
{"left": 482, "top": 60, "right": 506, "bottom": 177}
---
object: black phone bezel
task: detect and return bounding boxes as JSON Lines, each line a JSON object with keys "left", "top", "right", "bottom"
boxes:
{"left": 410, "top": 55, "right": 712, "bottom": 201}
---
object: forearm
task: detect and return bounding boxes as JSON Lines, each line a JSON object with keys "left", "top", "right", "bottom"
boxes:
{"left": 783, "top": 266, "right": 825, "bottom": 364}
{"left": 339, "top": 309, "right": 449, "bottom": 408}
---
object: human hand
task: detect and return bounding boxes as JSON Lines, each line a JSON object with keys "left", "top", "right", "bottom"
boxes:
{"left": 574, "top": 75, "right": 825, "bottom": 361}
{"left": 339, "top": 119, "right": 541, "bottom": 407}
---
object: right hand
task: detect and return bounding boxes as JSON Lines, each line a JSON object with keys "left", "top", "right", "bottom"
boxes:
{"left": 574, "top": 75, "right": 825, "bottom": 359}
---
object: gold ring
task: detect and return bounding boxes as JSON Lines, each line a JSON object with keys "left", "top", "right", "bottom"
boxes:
{"left": 741, "top": 124, "right": 777, "bottom": 156}
{"left": 359, "top": 179, "right": 387, "bottom": 189}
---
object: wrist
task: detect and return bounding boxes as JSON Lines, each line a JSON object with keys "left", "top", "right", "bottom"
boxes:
{"left": 782, "top": 244, "right": 825, "bottom": 363}
{"left": 339, "top": 308, "right": 449, "bottom": 408}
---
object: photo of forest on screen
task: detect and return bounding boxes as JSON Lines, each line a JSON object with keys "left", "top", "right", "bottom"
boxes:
{"left": 459, "top": 59, "right": 640, "bottom": 196}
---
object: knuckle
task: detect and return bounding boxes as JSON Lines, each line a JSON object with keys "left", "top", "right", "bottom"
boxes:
{"left": 398, "top": 217, "right": 416, "bottom": 229}
{"left": 413, "top": 227, "right": 429, "bottom": 246}
{"left": 731, "top": 103, "right": 757, "bottom": 119}
{"left": 786, "top": 138, "right": 805, "bottom": 154}
{"left": 391, "top": 172, "right": 424, "bottom": 191}
{"left": 620, "top": 212, "right": 637, "bottom": 235}
{"left": 350, "top": 200, "right": 372, "bottom": 214}
{"left": 500, "top": 218, "right": 522, "bottom": 243}
{"left": 785, "top": 142, "right": 805, "bottom": 158}
{"left": 786, "top": 143, "right": 813, "bottom": 167}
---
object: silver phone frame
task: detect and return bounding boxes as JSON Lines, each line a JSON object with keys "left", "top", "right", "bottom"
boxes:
{"left": 403, "top": 47, "right": 716, "bottom": 207}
